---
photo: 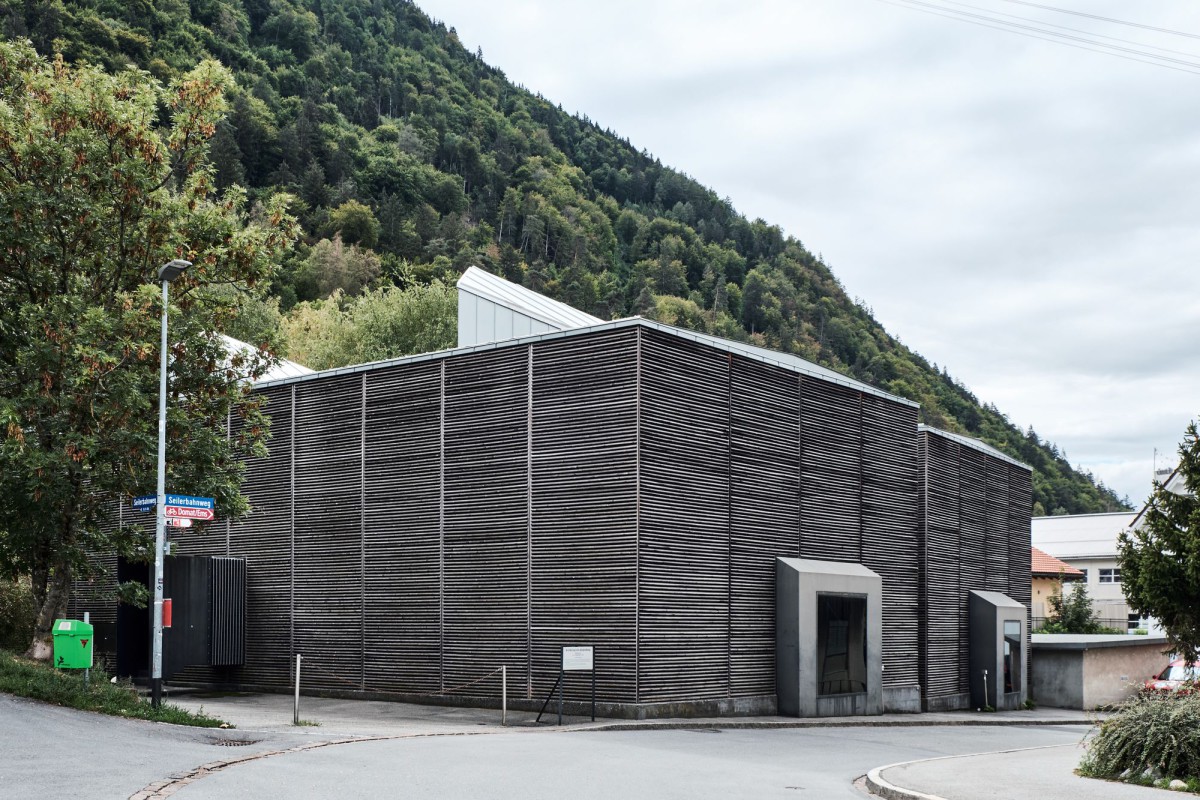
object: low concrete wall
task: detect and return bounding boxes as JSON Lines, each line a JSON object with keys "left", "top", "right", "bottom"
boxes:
{"left": 1031, "top": 634, "right": 1169, "bottom": 709}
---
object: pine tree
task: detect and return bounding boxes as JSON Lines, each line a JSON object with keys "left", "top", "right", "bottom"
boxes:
{"left": 1119, "top": 420, "right": 1200, "bottom": 659}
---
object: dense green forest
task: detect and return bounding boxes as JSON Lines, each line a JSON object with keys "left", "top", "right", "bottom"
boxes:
{"left": 0, "top": 0, "right": 1127, "bottom": 514}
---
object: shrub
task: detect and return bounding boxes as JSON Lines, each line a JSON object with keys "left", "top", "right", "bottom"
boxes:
{"left": 0, "top": 578, "right": 36, "bottom": 652}
{"left": 1042, "top": 580, "right": 1109, "bottom": 634}
{"left": 1080, "top": 691, "right": 1200, "bottom": 782}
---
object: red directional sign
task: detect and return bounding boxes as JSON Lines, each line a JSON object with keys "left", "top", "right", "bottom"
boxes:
{"left": 165, "top": 505, "right": 214, "bottom": 521}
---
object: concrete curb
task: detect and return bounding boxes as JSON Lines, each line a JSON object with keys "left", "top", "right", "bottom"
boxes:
{"left": 862, "top": 743, "right": 1078, "bottom": 800}
{"left": 581, "top": 717, "right": 1095, "bottom": 733}
{"left": 865, "top": 762, "right": 949, "bottom": 800}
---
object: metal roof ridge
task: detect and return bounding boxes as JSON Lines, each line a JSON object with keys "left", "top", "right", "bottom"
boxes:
{"left": 918, "top": 424, "right": 1031, "bottom": 470}
{"left": 635, "top": 318, "right": 918, "bottom": 407}
{"left": 255, "top": 316, "right": 917, "bottom": 410}
{"left": 253, "top": 318, "right": 640, "bottom": 389}
{"left": 1031, "top": 511, "right": 1138, "bottom": 520}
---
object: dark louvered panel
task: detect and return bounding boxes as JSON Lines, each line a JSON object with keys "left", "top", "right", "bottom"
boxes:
{"left": 294, "top": 375, "right": 363, "bottom": 690}
{"left": 729, "top": 357, "right": 799, "bottom": 698}
{"left": 861, "top": 396, "right": 919, "bottom": 689}
{"left": 799, "top": 379, "right": 862, "bottom": 563}
{"left": 919, "top": 431, "right": 963, "bottom": 699}
{"left": 228, "top": 384, "right": 293, "bottom": 688}
{"left": 443, "top": 348, "right": 529, "bottom": 695}
{"left": 638, "top": 330, "right": 730, "bottom": 702}
{"left": 984, "top": 458, "right": 1010, "bottom": 592}
{"left": 363, "top": 361, "right": 442, "bottom": 693}
{"left": 210, "top": 557, "right": 246, "bottom": 666}
{"left": 531, "top": 329, "right": 638, "bottom": 704}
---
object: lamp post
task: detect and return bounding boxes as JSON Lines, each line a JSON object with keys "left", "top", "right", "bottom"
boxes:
{"left": 152, "top": 258, "right": 190, "bottom": 708}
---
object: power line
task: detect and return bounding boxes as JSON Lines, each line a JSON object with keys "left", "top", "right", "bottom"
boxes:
{"left": 873, "top": 0, "right": 1200, "bottom": 76}
{"left": 939, "top": 0, "right": 1200, "bottom": 60}
{"left": 896, "top": 0, "right": 1200, "bottom": 70}
{"left": 997, "top": 0, "right": 1200, "bottom": 41}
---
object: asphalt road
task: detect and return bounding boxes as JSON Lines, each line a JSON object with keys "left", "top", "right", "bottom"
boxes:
{"left": 171, "top": 725, "right": 1089, "bottom": 800}
{"left": 0, "top": 693, "right": 322, "bottom": 800}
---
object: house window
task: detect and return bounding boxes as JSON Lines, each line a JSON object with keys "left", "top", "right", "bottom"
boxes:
{"left": 1078, "top": 568, "right": 1088, "bottom": 582}
{"left": 1099, "top": 568, "right": 1121, "bottom": 584}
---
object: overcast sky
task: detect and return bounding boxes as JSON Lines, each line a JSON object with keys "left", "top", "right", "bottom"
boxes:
{"left": 418, "top": 0, "right": 1200, "bottom": 507}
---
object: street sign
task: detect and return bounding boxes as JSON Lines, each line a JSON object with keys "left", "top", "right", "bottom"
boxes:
{"left": 135, "top": 494, "right": 214, "bottom": 513}
{"left": 165, "top": 494, "right": 214, "bottom": 510}
{"left": 165, "top": 505, "right": 214, "bottom": 521}
{"left": 165, "top": 518, "right": 193, "bottom": 528}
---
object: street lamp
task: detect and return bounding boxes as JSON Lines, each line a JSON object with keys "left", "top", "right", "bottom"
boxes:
{"left": 152, "top": 258, "right": 190, "bottom": 708}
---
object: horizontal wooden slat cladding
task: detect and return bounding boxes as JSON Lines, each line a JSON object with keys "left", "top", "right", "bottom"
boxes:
{"left": 293, "top": 375, "right": 363, "bottom": 691}
{"left": 442, "top": 348, "right": 529, "bottom": 695}
{"left": 228, "top": 385, "right": 293, "bottom": 688}
{"left": 1008, "top": 465, "right": 1033, "bottom": 658}
{"left": 531, "top": 329, "right": 639, "bottom": 704}
{"left": 984, "top": 459, "right": 1010, "bottom": 593}
{"left": 729, "top": 358, "right": 800, "bottom": 698}
{"left": 799, "top": 379, "right": 862, "bottom": 563}
{"left": 917, "top": 428, "right": 1034, "bottom": 704}
{"left": 363, "top": 362, "right": 442, "bottom": 693}
{"left": 957, "top": 446, "right": 988, "bottom": 692}
{"left": 638, "top": 330, "right": 730, "bottom": 702}
{"left": 861, "top": 395, "right": 919, "bottom": 689}
{"left": 918, "top": 432, "right": 963, "bottom": 699}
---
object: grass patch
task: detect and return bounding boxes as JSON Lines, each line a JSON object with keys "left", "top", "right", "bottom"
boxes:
{"left": 294, "top": 718, "right": 320, "bottom": 727}
{"left": 0, "top": 650, "right": 229, "bottom": 728}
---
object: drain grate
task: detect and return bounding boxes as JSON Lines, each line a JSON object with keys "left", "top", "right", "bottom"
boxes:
{"left": 210, "top": 738, "right": 261, "bottom": 747}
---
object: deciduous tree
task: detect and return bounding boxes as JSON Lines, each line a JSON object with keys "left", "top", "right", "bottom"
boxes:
{"left": 0, "top": 42, "right": 297, "bottom": 658}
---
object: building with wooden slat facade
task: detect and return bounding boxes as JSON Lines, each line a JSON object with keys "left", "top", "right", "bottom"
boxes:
{"left": 70, "top": 268, "right": 1032, "bottom": 717}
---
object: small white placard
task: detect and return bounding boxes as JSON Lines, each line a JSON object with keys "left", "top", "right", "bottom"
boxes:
{"left": 562, "top": 645, "right": 594, "bottom": 672}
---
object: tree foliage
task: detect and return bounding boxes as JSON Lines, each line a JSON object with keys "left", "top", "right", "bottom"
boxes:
{"left": 1120, "top": 421, "right": 1200, "bottom": 660}
{"left": 0, "top": 0, "right": 1127, "bottom": 514}
{"left": 1038, "top": 579, "right": 1108, "bottom": 634}
{"left": 282, "top": 281, "right": 455, "bottom": 370}
{"left": 0, "top": 41, "right": 297, "bottom": 656}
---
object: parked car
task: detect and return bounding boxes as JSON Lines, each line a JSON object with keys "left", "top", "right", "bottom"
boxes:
{"left": 1144, "top": 660, "right": 1200, "bottom": 692}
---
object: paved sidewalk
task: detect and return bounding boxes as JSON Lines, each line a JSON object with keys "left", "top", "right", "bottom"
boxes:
{"left": 870, "top": 743, "right": 1178, "bottom": 800}
{"left": 168, "top": 689, "right": 1096, "bottom": 738}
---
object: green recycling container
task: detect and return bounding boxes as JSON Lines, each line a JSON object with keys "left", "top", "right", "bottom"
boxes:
{"left": 52, "top": 619, "right": 94, "bottom": 669}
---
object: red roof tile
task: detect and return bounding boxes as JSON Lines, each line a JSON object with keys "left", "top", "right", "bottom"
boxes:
{"left": 1031, "top": 546, "right": 1084, "bottom": 579}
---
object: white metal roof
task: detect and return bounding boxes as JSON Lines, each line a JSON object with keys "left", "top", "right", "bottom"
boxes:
{"left": 219, "top": 334, "right": 314, "bottom": 383}
{"left": 457, "top": 266, "right": 602, "bottom": 333}
{"left": 918, "top": 424, "right": 1031, "bottom": 470}
{"left": 1030, "top": 512, "right": 1137, "bottom": 559}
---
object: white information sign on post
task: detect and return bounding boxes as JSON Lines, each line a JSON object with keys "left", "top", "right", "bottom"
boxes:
{"left": 561, "top": 645, "right": 594, "bottom": 672}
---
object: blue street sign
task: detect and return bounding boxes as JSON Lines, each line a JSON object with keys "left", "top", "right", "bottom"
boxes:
{"left": 131, "top": 494, "right": 214, "bottom": 511}
{"left": 165, "top": 494, "right": 214, "bottom": 510}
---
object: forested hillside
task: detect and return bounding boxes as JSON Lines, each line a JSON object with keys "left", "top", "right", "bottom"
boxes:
{"left": 0, "top": 0, "right": 1126, "bottom": 513}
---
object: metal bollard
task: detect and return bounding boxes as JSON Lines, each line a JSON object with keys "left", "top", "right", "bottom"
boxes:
{"left": 294, "top": 654, "right": 302, "bottom": 725}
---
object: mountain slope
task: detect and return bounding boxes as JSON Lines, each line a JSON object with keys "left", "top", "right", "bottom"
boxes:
{"left": 0, "top": 0, "right": 1127, "bottom": 514}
